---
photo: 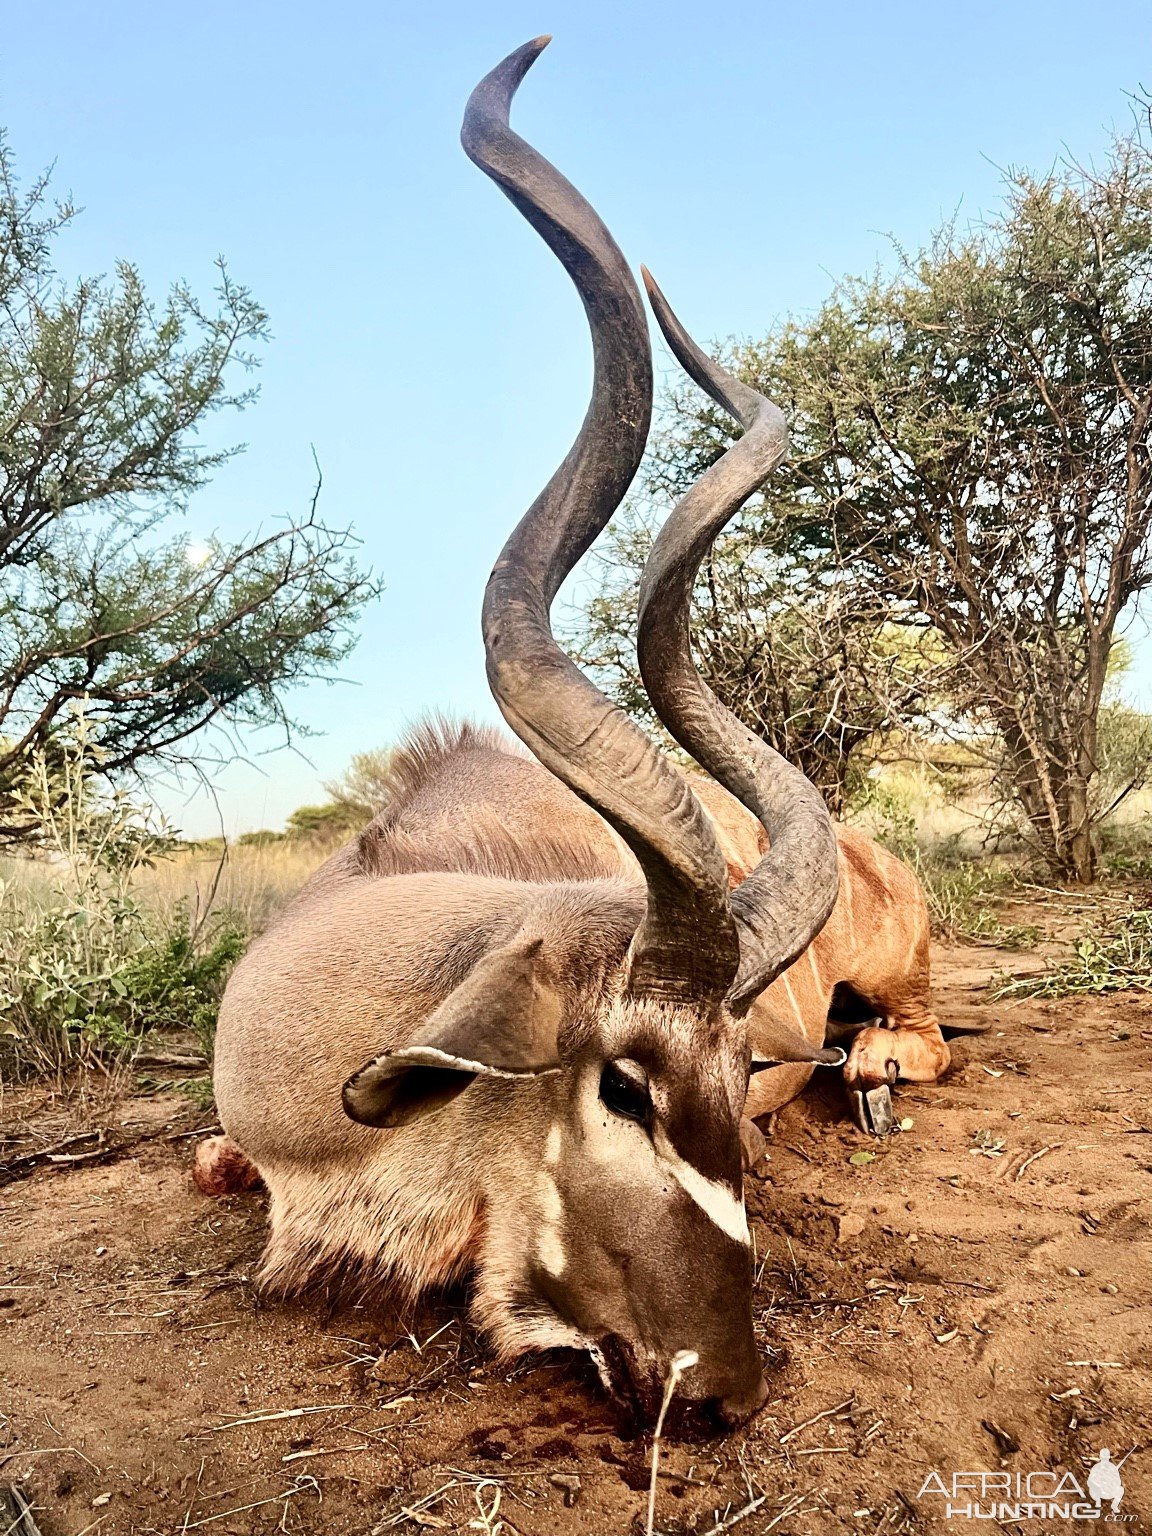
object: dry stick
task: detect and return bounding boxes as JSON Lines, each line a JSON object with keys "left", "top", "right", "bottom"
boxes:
{"left": 779, "top": 1396, "right": 855, "bottom": 1444}
{"left": 70, "top": 1519, "right": 107, "bottom": 1536}
{"left": 0, "top": 1447, "right": 101, "bottom": 1473}
{"left": 381, "top": 1482, "right": 461, "bottom": 1529}
{"left": 281, "top": 1444, "right": 370, "bottom": 1464}
{"left": 132, "top": 1052, "right": 207, "bottom": 1069}
{"left": 0, "top": 1131, "right": 101, "bottom": 1176}
{"left": 178, "top": 1456, "right": 206, "bottom": 1536}
{"left": 645, "top": 1350, "right": 698, "bottom": 1536}
{"left": 208, "top": 1403, "right": 357, "bottom": 1433}
{"left": 180, "top": 1482, "right": 315, "bottom": 1531}
{"left": 0, "top": 1122, "right": 220, "bottom": 1188}
{"left": 1015, "top": 1143, "right": 1061, "bottom": 1180}
{"left": 703, "top": 1490, "right": 806, "bottom": 1536}
{"left": 0, "top": 1482, "right": 46, "bottom": 1536}
{"left": 700, "top": 1494, "right": 768, "bottom": 1534}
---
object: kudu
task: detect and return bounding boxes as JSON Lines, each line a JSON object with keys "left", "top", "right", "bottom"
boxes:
{"left": 199, "top": 38, "right": 951, "bottom": 1428}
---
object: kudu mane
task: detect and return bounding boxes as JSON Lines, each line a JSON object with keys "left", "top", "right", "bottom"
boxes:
{"left": 355, "top": 719, "right": 628, "bottom": 886}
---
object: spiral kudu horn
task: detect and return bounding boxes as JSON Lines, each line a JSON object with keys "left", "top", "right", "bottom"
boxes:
{"left": 462, "top": 40, "right": 741, "bottom": 1004}
{"left": 636, "top": 270, "right": 840, "bottom": 1014}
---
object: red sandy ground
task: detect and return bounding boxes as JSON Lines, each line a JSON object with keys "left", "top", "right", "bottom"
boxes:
{"left": 3, "top": 933, "right": 1151, "bottom": 1535}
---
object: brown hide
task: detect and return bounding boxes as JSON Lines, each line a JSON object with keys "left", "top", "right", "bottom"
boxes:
{"left": 210, "top": 724, "right": 945, "bottom": 1300}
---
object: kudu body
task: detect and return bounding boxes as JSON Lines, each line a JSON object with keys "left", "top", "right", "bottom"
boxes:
{"left": 200, "top": 40, "right": 949, "bottom": 1426}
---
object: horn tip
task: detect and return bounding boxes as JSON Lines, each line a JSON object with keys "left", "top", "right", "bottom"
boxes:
{"left": 639, "top": 265, "right": 682, "bottom": 348}
{"left": 639, "top": 264, "right": 663, "bottom": 304}
{"left": 462, "top": 36, "right": 553, "bottom": 149}
{"left": 509, "top": 34, "right": 552, "bottom": 69}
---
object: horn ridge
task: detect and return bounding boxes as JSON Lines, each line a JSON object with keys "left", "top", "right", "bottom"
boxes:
{"left": 462, "top": 43, "right": 740, "bottom": 1003}
{"left": 637, "top": 269, "right": 840, "bottom": 1012}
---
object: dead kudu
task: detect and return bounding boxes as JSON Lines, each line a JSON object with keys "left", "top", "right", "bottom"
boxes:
{"left": 198, "top": 39, "right": 951, "bottom": 1429}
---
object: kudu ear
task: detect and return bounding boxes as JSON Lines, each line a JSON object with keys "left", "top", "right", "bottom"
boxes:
{"left": 342, "top": 937, "right": 563, "bottom": 1129}
{"left": 748, "top": 1008, "right": 846, "bottom": 1071}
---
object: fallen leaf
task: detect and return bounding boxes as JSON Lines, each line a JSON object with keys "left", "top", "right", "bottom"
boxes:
{"left": 849, "top": 1151, "right": 876, "bottom": 1167}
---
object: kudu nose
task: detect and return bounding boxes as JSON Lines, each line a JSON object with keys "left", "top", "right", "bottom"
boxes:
{"left": 710, "top": 1371, "right": 770, "bottom": 1430}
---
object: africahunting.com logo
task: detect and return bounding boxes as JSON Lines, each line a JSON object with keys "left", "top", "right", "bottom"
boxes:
{"left": 918, "top": 1448, "right": 1137, "bottom": 1522}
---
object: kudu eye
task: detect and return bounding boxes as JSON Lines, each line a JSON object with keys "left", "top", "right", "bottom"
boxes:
{"left": 599, "top": 1059, "right": 651, "bottom": 1124}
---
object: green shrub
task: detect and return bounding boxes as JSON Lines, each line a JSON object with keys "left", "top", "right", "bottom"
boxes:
{"left": 914, "top": 858, "right": 1038, "bottom": 949}
{"left": 1099, "top": 818, "right": 1152, "bottom": 881}
{"left": 0, "top": 713, "right": 248, "bottom": 1078}
{"left": 115, "top": 910, "right": 247, "bottom": 1056}
{"left": 994, "top": 905, "right": 1152, "bottom": 998}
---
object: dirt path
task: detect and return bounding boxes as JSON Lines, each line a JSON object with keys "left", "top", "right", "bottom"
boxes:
{"left": 2, "top": 939, "right": 1150, "bottom": 1535}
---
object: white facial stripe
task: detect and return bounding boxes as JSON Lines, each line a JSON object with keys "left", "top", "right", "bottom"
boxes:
{"left": 537, "top": 1225, "right": 567, "bottom": 1277}
{"left": 536, "top": 1172, "right": 567, "bottom": 1276}
{"left": 653, "top": 1128, "right": 750, "bottom": 1247}
{"left": 538, "top": 1171, "right": 563, "bottom": 1224}
{"left": 842, "top": 860, "right": 856, "bottom": 943}
{"left": 544, "top": 1122, "right": 562, "bottom": 1166}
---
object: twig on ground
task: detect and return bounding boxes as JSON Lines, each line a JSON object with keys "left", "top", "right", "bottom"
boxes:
{"left": 132, "top": 1053, "right": 207, "bottom": 1070}
{"left": 208, "top": 1404, "right": 357, "bottom": 1433}
{"left": 779, "top": 1396, "right": 855, "bottom": 1444}
{"left": 180, "top": 1476, "right": 318, "bottom": 1530}
{"left": 282, "top": 1444, "right": 371, "bottom": 1464}
{"left": 1014, "top": 1143, "right": 1061, "bottom": 1180}
{"left": 0, "top": 1122, "right": 220, "bottom": 1187}
{"left": 703, "top": 1490, "right": 807, "bottom": 1536}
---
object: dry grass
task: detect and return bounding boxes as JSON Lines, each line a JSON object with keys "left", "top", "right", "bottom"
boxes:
{"left": 131, "top": 839, "right": 329, "bottom": 935}
{"left": 1, "top": 837, "right": 328, "bottom": 941}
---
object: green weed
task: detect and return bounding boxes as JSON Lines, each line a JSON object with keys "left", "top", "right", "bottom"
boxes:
{"left": 993, "top": 905, "right": 1152, "bottom": 997}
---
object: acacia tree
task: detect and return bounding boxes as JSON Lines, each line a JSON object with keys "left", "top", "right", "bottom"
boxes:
{"left": 0, "top": 134, "right": 377, "bottom": 841}
{"left": 322, "top": 747, "right": 394, "bottom": 822}
{"left": 572, "top": 503, "right": 932, "bottom": 814}
{"left": 645, "top": 115, "right": 1152, "bottom": 881}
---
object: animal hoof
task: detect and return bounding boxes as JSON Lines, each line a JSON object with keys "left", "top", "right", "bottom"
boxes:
{"left": 848, "top": 1065, "right": 898, "bottom": 1136}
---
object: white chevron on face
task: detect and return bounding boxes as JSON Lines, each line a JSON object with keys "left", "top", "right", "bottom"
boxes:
{"left": 653, "top": 1127, "right": 749, "bottom": 1247}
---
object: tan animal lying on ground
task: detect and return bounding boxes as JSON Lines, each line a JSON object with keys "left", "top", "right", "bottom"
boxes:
{"left": 196, "top": 39, "right": 949, "bottom": 1430}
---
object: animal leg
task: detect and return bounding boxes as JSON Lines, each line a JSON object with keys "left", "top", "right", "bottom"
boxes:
{"left": 843, "top": 1005, "right": 950, "bottom": 1136}
{"left": 844, "top": 1015, "right": 950, "bottom": 1091}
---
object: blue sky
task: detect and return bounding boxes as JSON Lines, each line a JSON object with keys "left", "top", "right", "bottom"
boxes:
{"left": 3, "top": 0, "right": 1148, "bottom": 835}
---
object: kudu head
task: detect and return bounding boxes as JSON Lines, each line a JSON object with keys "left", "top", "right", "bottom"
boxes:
{"left": 343, "top": 38, "right": 841, "bottom": 1430}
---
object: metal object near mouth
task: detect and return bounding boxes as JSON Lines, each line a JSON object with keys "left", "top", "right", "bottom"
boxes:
{"left": 849, "top": 1061, "right": 898, "bottom": 1136}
